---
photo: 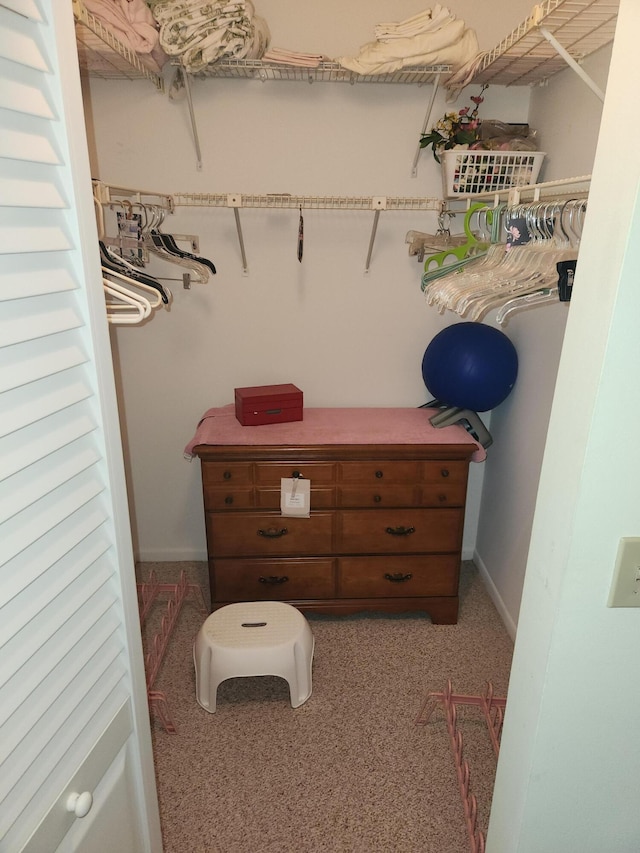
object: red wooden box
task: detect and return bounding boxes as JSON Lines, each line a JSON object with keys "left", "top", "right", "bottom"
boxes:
{"left": 234, "top": 383, "right": 303, "bottom": 426}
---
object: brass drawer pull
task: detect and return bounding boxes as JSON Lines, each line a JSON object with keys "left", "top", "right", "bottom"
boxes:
{"left": 259, "top": 575, "right": 289, "bottom": 585}
{"left": 384, "top": 572, "right": 413, "bottom": 583}
{"left": 258, "top": 527, "right": 289, "bottom": 538}
{"left": 386, "top": 525, "right": 415, "bottom": 536}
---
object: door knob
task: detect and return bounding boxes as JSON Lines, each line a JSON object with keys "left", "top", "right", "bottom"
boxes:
{"left": 67, "top": 791, "right": 93, "bottom": 818}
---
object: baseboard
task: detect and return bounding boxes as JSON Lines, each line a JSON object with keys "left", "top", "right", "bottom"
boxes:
{"left": 135, "top": 548, "right": 207, "bottom": 562}
{"left": 473, "top": 551, "right": 517, "bottom": 641}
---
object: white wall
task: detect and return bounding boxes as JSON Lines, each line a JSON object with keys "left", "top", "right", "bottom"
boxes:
{"left": 488, "top": 2, "right": 640, "bottom": 847}
{"left": 473, "top": 45, "right": 612, "bottom": 635}
{"left": 83, "top": 1, "right": 534, "bottom": 562}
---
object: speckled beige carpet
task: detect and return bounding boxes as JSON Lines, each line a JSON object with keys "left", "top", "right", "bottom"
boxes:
{"left": 138, "top": 561, "right": 513, "bottom": 853}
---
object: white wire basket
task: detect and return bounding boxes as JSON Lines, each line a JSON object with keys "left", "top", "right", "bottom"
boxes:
{"left": 441, "top": 150, "right": 545, "bottom": 197}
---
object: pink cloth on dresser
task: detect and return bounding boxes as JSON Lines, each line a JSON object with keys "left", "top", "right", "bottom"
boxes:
{"left": 184, "top": 405, "right": 486, "bottom": 462}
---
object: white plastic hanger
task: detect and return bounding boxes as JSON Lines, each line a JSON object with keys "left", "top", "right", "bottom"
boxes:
{"left": 104, "top": 277, "right": 151, "bottom": 325}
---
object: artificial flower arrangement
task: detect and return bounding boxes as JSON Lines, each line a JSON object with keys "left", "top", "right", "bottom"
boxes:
{"left": 419, "top": 85, "right": 488, "bottom": 163}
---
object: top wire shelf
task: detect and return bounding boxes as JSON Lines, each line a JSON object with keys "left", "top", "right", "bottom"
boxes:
{"left": 473, "top": 0, "right": 619, "bottom": 87}
{"left": 73, "top": 0, "right": 164, "bottom": 90}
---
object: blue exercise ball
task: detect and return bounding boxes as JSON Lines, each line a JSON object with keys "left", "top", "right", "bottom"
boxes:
{"left": 422, "top": 323, "right": 518, "bottom": 412}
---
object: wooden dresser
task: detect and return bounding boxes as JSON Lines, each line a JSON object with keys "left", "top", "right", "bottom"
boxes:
{"left": 189, "top": 407, "right": 481, "bottom": 624}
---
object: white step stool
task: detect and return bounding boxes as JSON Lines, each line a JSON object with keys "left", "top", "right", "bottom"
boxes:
{"left": 193, "top": 601, "right": 314, "bottom": 712}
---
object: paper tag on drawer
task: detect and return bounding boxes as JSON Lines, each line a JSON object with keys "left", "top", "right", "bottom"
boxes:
{"left": 280, "top": 477, "right": 310, "bottom": 517}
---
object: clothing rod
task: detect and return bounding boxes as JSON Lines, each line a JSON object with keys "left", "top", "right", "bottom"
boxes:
{"left": 447, "top": 174, "right": 592, "bottom": 207}
{"left": 93, "top": 181, "right": 174, "bottom": 211}
{"left": 171, "top": 194, "right": 442, "bottom": 211}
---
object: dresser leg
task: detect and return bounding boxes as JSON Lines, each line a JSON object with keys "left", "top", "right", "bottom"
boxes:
{"left": 429, "top": 598, "right": 459, "bottom": 624}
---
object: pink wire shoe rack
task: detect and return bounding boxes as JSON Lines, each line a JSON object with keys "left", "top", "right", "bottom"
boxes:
{"left": 137, "top": 569, "right": 207, "bottom": 733}
{"left": 415, "top": 681, "right": 506, "bottom": 853}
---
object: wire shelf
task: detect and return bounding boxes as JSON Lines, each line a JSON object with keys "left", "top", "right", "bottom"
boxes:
{"left": 73, "top": 0, "right": 164, "bottom": 90}
{"left": 188, "top": 59, "right": 451, "bottom": 85}
{"left": 473, "top": 0, "right": 619, "bottom": 87}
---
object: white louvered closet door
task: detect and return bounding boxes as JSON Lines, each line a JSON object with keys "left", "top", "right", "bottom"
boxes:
{"left": 0, "top": 2, "right": 162, "bottom": 851}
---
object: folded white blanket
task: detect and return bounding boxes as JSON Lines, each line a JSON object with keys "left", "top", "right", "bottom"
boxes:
{"left": 374, "top": 5, "right": 454, "bottom": 41}
{"left": 336, "top": 5, "right": 479, "bottom": 77}
{"left": 83, "top": 0, "right": 161, "bottom": 55}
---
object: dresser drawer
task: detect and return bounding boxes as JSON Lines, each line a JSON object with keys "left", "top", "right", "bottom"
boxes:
{"left": 337, "top": 485, "right": 419, "bottom": 508}
{"left": 213, "top": 557, "right": 336, "bottom": 601}
{"left": 255, "top": 487, "right": 335, "bottom": 509}
{"left": 337, "top": 508, "right": 463, "bottom": 553}
{"left": 338, "top": 555, "right": 459, "bottom": 598}
{"left": 202, "top": 461, "right": 252, "bottom": 486}
{"left": 206, "top": 511, "right": 334, "bottom": 556}
{"left": 339, "top": 460, "right": 421, "bottom": 483}
{"left": 419, "top": 484, "right": 467, "bottom": 507}
{"left": 203, "top": 486, "right": 255, "bottom": 510}
{"left": 254, "top": 462, "right": 336, "bottom": 485}
{"left": 422, "top": 460, "right": 469, "bottom": 485}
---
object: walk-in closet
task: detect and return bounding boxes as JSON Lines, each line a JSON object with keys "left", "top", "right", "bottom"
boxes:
{"left": 3, "top": 1, "right": 640, "bottom": 851}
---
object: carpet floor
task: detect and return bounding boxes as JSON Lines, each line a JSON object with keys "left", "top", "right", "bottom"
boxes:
{"left": 137, "top": 561, "right": 513, "bottom": 853}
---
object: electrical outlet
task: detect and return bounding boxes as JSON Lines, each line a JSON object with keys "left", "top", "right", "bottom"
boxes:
{"left": 607, "top": 538, "right": 640, "bottom": 607}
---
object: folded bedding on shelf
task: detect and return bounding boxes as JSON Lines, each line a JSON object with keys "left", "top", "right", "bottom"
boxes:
{"left": 84, "top": 0, "right": 168, "bottom": 68}
{"left": 152, "top": 0, "right": 270, "bottom": 73}
{"left": 335, "top": 3, "right": 480, "bottom": 79}
{"left": 262, "top": 47, "right": 325, "bottom": 68}
{"left": 374, "top": 6, "right": 454, "bottom": 41}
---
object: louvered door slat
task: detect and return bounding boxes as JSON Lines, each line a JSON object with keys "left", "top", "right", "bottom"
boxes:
{"left": 0, "top": 64, "right": 54, "bottom": 117}
{"left": 0, "top": 4, "right": 159, "bottom": 850}
{"left": 0, "top": 115, "right": 60, "bottom": 162}
{"left": 0, "top": 441, "right": 100, "bottom": 525}
{"left": 0, "top": 336, "right": 88, "bottom": 393}
{"left": 0, "top": 409, "right": 97, "bottom": 479}
{"left": 0, "top": 177, "right": 65, "bottom": 205}
{"left": 0, "top": 7, "right": 49, "bottom": 71}
{"left": 1, "top": 0, "right": 42, "bottom": 20}
{"left": 0, "top": 256, "right": 76, "bottom": 300}
{"left": 1, "top": 473, "right": 105, "bottom": 566}
{"left": 0, "top": 531, "right": 109, "bottom": 645}
{"left": 0, "top": 295, "right": 82, "bottom": 348}
{"left": 0, "top": 576, "right": 118, "bottom": 692}
{"left": 3, "top": 369, "right": 92, "bottom": 433}
{"left": 0, "top": 158, "right": 66, "bottom": 196}
{"left": 1, "top": 508, "right": 110, "bottom": 604}
{"left": 0, "top": 213, "right": 71, "bottom": 255}
{"left": 0, "top": 131, "right": 59, "bottom": 162}
{"left": 0, "top": 609, "right": 121, "bottom": 753}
